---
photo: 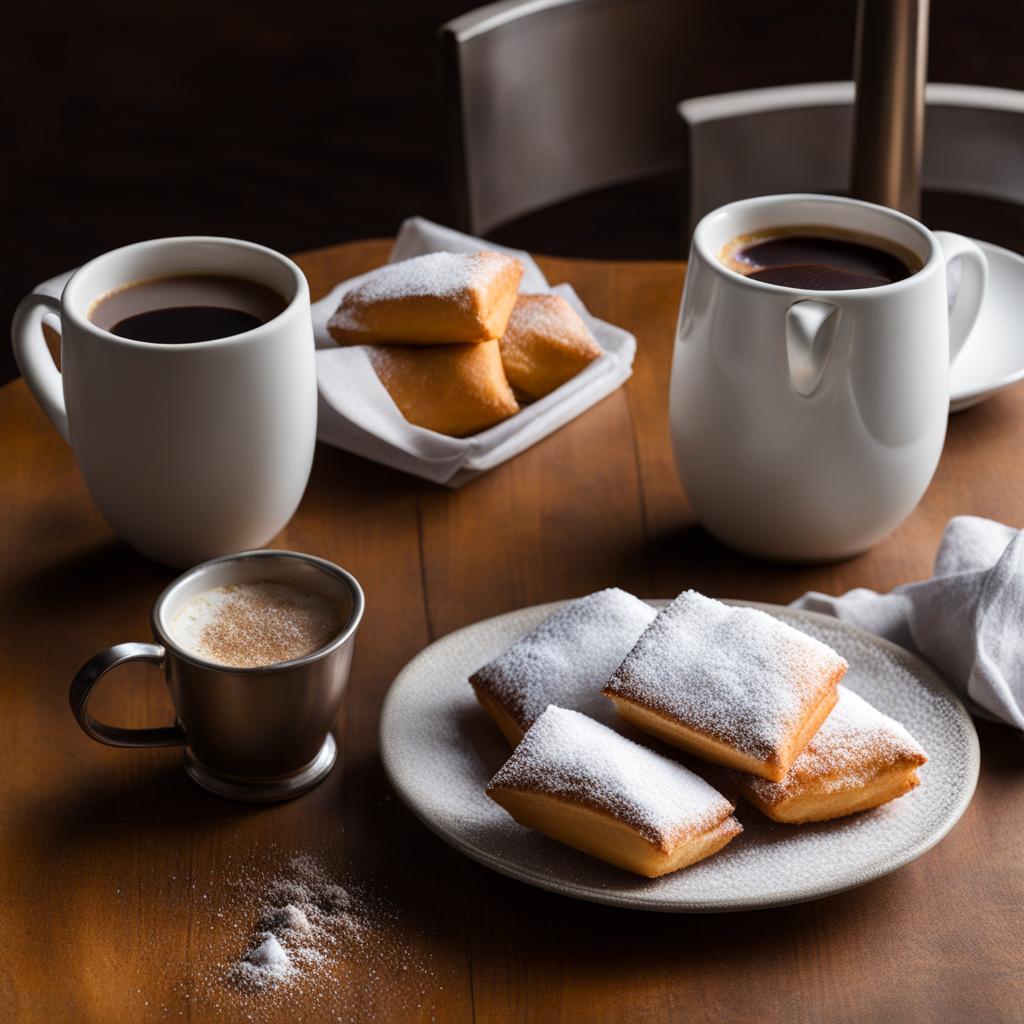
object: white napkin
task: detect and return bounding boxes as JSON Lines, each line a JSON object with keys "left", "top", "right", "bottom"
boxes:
{"left": 793, "top": 516, "right": 1024, "bottom": 730}
{"left": 312, "top": 217, "right": 637, "bottom": 487}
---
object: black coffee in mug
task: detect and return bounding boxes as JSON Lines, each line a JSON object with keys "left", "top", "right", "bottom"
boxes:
{"left": 89, "top": 275, "right": 287, "bottom": 343}
{"left": 720, "top": 227, "right": 920, "bottom": 290}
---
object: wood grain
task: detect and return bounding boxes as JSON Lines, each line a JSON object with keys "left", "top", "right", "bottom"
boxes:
{"left": 1, "top": 241, "right": 1022, "bottom": 1023}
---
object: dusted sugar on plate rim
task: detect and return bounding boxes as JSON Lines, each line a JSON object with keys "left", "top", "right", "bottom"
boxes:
{"left": 470, "top": 588, "right": 657, "bottom": 743}
{"left": 487, "top": 705, "right": 736, "bottom": 849}
{"left": 603, "top": 591, "right": 847, "bottom": 779}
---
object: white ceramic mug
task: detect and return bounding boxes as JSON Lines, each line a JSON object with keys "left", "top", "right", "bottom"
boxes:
{"left": 11, "top": 237, "right": 317, "bottom": 566}
{"left": 671, "top": 194, "right": 987, "bottom": 561}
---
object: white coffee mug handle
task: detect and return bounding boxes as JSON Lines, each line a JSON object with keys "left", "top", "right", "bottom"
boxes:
{"left": 933, "top": 231, "right": 988, "bottom": 366}
{"left": 11, "top": 291, "right": 70, "bottom": 443}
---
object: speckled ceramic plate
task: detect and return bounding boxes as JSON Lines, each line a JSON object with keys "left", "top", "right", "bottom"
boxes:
{"left": 378, "top": 601, "right": 979, "bottom": 912}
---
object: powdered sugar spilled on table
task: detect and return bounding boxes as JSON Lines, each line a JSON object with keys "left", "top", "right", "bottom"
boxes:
{"left": 160, "top": 843, "right": 438, "bottom": 1021}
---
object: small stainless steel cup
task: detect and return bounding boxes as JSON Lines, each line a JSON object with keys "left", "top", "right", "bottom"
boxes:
{"left": 69, "top": 550, "right": 365, "bottom": 801}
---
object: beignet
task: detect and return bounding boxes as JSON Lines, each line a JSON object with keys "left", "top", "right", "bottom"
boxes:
{"left": 741, "top": 686, "right": 927, "bottom": 823}
{"left": 486, "top": 706, "right": 742, "bottom": 878}
{"left": 499, "top": 294, "right": 602, "bottom": 400}
{"left": 328, "top": 251, "right": 523, "bottom": 346}
{"left": 603, "top": 592, "right": 847, "bottom": 782}
{"left": 367, "top": 340, "right": 519, "bottom": 437}
{"left": 470, "top": 588, "right": 657, "bottom": 745}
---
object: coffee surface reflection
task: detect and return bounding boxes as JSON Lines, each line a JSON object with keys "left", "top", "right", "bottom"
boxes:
{"left": 90, "top": 274, "right": 287, "bottom": 343}
{"left": 720, "top": 228, "right": 919, "bottom": 290}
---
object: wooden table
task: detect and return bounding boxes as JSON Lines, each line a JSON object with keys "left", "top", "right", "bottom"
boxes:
{"left": 2, "top": 241, "right": 1022, "bottom": 1024}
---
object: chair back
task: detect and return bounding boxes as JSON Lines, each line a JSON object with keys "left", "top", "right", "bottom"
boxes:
{"left": 442, "top": 0, "right": 689, "bottom": 235}
{"left": 681, "top": 81, "right": 1024, "bottom": 230}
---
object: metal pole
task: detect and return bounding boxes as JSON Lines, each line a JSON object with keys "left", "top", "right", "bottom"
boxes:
{"left": 850, "top": 0, "right": 929, "bottom": 217}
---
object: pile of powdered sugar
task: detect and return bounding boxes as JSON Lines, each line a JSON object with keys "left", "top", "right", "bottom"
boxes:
{"left": 162, "top": 847, "right": 437, "bottom": 1022}
{"left": 228, "top": 853, "right": 359, "bottom": 991}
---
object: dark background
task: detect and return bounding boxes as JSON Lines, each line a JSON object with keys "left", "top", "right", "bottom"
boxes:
{"left": 5, "top": 0, "right": 1024, "bottom": 384}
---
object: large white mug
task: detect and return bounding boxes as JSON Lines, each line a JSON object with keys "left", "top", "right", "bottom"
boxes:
{"left": 671, "top": 194, "right": 987, "bottom": 561}
{"left": 11, "top": 237, "right": 317, "bottom": 566}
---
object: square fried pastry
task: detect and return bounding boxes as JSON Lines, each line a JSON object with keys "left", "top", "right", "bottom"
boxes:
{"left": 486, "top": 706, "right": 742, "bottom": 878}
{"left": 367, "top": 340, "right": 519, "bottom": 437}
{"left": 603, "top": 591, "right": 847, "bottom": 782}
{"left": 470, "top": 588, "right": 657, "bottom": 744}
{"left": 499, "top": 294, "right": 602, "bottom": 400}
{"left": 328, "top": 251, "right": 523, "bottom": 346}
{"left": 741, "top": 686, "right": 927, "bottom": 823}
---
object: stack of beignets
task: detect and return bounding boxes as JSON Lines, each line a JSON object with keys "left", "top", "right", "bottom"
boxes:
{"left": 470, "top": 588, "right": 928, "bottom": 878}
{"left": 327, "top": 251, "right": 602, "bottom": 437}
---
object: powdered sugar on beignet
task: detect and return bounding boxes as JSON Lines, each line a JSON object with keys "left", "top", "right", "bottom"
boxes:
{"left": 743, "top": 686, "right": 927, "bottom": 820}
{"left": 499, "top": 293, "right": 602, "bottom": 399}
{"left": 603, "top": 591, "right": 847, "bottom": 780}
{"left": 487, "top": 706, "right": 736, "bottom": 849}
{"left": 328, "top": 251, "right": 523, "bottom": 345}
{"left": 470, "top": 589, "right": 657, "bottom": 743}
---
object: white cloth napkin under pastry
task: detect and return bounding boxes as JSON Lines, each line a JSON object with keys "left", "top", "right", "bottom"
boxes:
{"left": 312, "top": 217, "right": 637, "bottom": 487}
{"left": 793, "top": 516, "right": 1024, "bottom": 731}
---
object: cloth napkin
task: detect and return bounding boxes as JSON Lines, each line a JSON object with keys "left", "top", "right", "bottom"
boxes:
{"left": 793, "top": 516, "right": 1024, "bottom": 730}
{"left": 312, "top": 217, "right": 637, "bottom": 487}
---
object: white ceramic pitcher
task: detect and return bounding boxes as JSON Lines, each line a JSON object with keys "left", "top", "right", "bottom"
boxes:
{"left": 670, "top": 194, "right": 987, "bottom": 561}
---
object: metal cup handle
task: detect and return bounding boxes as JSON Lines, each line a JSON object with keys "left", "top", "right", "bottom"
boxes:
{"left": 69, "top": 643, "right": 186, "bottom": 748}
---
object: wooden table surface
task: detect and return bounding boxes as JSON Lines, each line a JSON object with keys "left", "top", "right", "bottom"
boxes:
{"left": 2, "top": 241, "right": 1022, "bottom": 1023}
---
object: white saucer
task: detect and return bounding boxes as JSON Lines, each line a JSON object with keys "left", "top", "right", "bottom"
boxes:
{"left": 950, "top": 239, "right": 1024, "bottom": 411}
{"left": 379, "top": 600, "right": 978, "bottom": 912}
